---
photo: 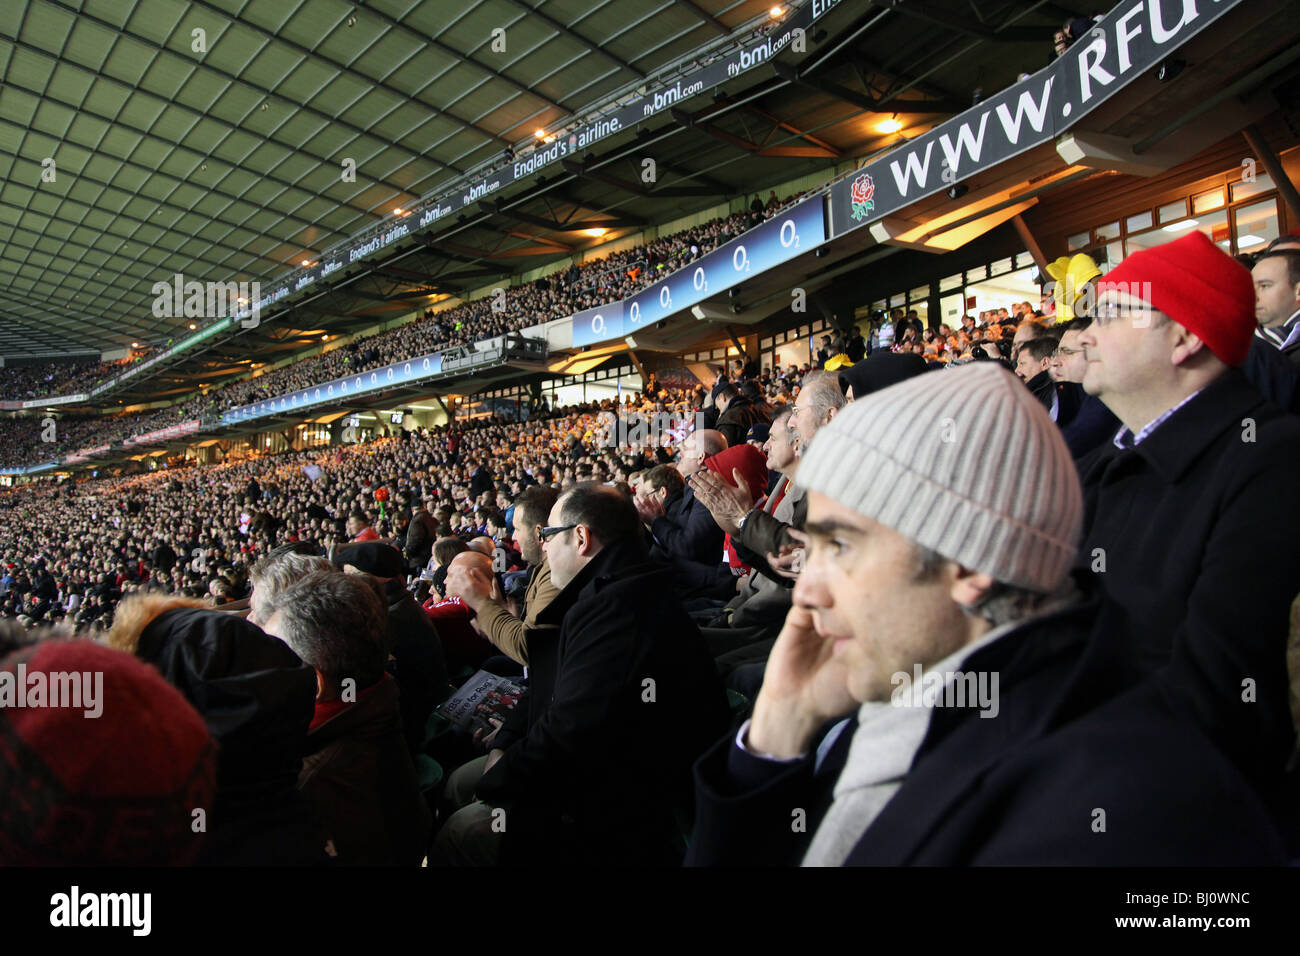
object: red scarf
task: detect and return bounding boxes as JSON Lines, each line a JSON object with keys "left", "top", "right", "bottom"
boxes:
{"left": 309, "top": 673, "right": 392, "bottom": 732}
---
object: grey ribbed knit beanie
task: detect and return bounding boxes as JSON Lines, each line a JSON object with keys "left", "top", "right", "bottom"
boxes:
{"left": 797, "top": 363, "right": 1081, "bottom": 592}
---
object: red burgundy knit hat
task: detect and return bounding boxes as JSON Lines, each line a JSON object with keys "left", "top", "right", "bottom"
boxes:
{"left": 1095, "top": 230, "right": 1255, "bottom": 366}
{"left": 704, "top": 443, "right": 768, "bottom": 498}
{"left": 0, "top": 638, "right": 216, "bottom": 865}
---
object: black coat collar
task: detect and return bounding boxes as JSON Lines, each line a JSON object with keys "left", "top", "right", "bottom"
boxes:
{"left": 1123, "top": 370, "right": 1266, "bottom": 484}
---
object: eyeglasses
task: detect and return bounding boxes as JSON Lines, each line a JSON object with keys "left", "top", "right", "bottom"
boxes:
{"left": 537, "top": 523, "right": 576, "bottom": 542}
{"left": 1052, "top": 346, "right": 1085, "bottom": 358}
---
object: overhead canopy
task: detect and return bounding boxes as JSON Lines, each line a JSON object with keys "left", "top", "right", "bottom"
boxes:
{"left": 0, "top": 0, "right": 1100, "bottom": 392}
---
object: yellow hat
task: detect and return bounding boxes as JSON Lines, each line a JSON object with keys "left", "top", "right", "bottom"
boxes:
{"left": 824, "top": 353, "right": 854, "bottom": 371}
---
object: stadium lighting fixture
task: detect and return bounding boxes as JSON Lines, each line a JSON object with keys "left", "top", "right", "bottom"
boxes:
{"left": 189, "top": 323, "right": 197, "bottom": 330}
{"left": 770, "top": 5, "right": 783, "bottom": 17}
{"left": 877, "top": 114, "right": 903, "bottom": 134}
{"left": 583, "top": 227, "right": 609, "bottom": 238}
{"left": 534, "top": 129, "right": 546, "bottom": 138}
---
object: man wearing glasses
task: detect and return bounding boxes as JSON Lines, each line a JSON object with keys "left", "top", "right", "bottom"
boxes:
{"left": 1074, "top": 230, "right": 1300, "bottom": 809}
{"left": 1048, "top": 316, "right": 1117, "bottom": 459}
{"left": 434, "top": 483, "right": 729, "bottom": 865}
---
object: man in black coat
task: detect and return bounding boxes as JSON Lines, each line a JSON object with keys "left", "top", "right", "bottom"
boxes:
{"left": 714, "top": 384, "right": 767, "bottom": 450}
{"left": 1074, "top": 232, "right": 1300, "bottom": 796}
{"left": 635, "top": 429, "right": 726, "bottom": 568}
{"left": 1240, "top": 250, "right": 1300, "bottom": 412}
{"left": 123, "top": 603, "right": 332, "bottom": 865}
{"left": 434, "top": 483, "right": 730, "bottom": 866}
{"left": 333, "top": 541, "right": 449, "bottom": 756}
{"left": 261, "top": 570, "right": 430, "bottom": 866}
{"left": 687, "top": 363, "right": 1282, "bottom": 866}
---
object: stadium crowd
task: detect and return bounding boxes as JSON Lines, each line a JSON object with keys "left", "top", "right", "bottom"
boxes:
{"left": 3, "top": 230, "right": 1300, "bottom": 869}
{"left": 0, "top": 194, "right": 795, "bottom": 418}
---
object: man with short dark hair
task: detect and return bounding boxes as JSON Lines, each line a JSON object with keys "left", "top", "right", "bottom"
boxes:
{"left": 433, "top": 483, "right": 730, "bottom": 865}
{"left": 714, "top": 384, "right": 767, "bottom": 450}
{"left": 1252, "top": 250, "right": 1300, "bottom": 357}
{"left": 346, "top": 510, "right": 379, "bottom": 542}
{"left": 443, "top": 485, "right": 561, "bottom": 666}
{"left": 403, "top": 498, "right": 439, "bottom": 573}
{"left": 262, "top": 569, "right": 430, "bottom": 866}
{"left": 1050, "top": 317, "right": 1118, "bottom": 458}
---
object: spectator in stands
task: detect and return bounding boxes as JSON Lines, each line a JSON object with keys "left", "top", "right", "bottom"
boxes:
{"left": 687, "top": 364, "right": 1284, "bottom": 866}
{"left": 786, "top": 370, "right": 845, "bottom": 460}
{"left": 346, "top": 510, "right": 379, "bottom": 542}
{"left": 714, "top": 383, "right": 768, "bottom": 449}
{"left": 1075, "top": 231, "right": 1300, "bottom": 797}
{"left": 423, "top": 551, "right": 499, "bottom": 670}
{"left": 1251, "top": 246, "right": 1300, "bottom": 333}
{"left": 107, "top": 596, "right": 331, "bottom": 864}
{"left": 1049, "top": 317, "right": 1118, "bottom": 459}
{"left": 635, "top": 429, "right": 727, "bottom": 567}
{"left": 333, "top": 541, "right": 449, "bottom": 755}
{"left": 427, "top": 535, "right": 470, "bottom": 597}
{"left": 444, "top": 485, "right": 560, "bottom": 666}
{"left": 248, "top": 548, "right": 332, "bottom": 627}
{"left": 260, "top": 569, "right": 430, "bottom": 865}
{"left": 433, "top": 483, "right": 730, "bottom": 865}
{"left": 403, "top": 497, "right": 439, "bottom": 573}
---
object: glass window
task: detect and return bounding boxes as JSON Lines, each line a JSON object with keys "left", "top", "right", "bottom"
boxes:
{"left": 1126, "top": 210, "right": 1154, "bottom": 233}
{"left": 760, "top": 337, "right": 773, "bottom": 350}
{"left": 1067, "top": 232, "right": 1089, "bottom": 251}
{"left": 940, "top": 273, "right": 963, "bottom": 292}
{"left": 1095, "top": 221, "right": 1121, "bottom": 242}
{"left": 1128, "top": 208, "right": 1229, "bottom": 255}
{"left": 909, "top": 285, "right": 929, "bottom": 302}
{"left": 1231, "top": 171, "right": 1274, "bottom": 202}
{"left": 1234, "top": 198, "right": 1279, "bottom": 255}
{"left": 989, "top": 257, "right": 1014, "bottom": 277}
{"left": 1192, "top": 188, "right": 1225, "bottom": 214}
{"left": 1158, "top": 200, "right": 1187, "bottom": 224}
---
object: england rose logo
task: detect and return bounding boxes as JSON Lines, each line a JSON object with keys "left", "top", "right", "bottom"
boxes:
{"left": 850, "top": 173, "right": 876, "bottom": 222}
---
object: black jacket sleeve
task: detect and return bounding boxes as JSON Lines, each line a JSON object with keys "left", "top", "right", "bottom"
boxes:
{"left": 685, "top": 733, "right": 818, "bottom": 866}
{"left": 1241, "top": 337, "right": 1300, "bottom": 413}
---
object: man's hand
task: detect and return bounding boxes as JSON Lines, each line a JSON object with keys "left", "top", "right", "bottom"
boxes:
{"left": 764, "top": 527, "right": 808, "bottom": 581}
{"left": 443, "top": 563, "right": 494, "bottom": 612}
{"left": 473, "top": 717, "right": 504, "bottom": 752}
{"left": 747, "top": 605, "right": 857, "bottom": 759}
{"left": 689, "top": 469, "right": 757, "bottom": 536}
{"left": 633, "top": 489, "right": 666, "bottom": 524}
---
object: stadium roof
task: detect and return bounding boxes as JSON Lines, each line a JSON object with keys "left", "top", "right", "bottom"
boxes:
{"left": 0, "top": 0, "right": 1096, "bottom": 373}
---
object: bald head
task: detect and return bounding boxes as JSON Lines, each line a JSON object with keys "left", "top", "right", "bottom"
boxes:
{"left": 677, "top": 428, "right": 728, "bottom": 478}
{"left": 448, "top": 550, "right": 492, "bottom": 576}
{"left": 468, "top": 536, "right": 495, "bottom": 556}
{"left": 694, "top": 429, "right": 728, "bottom": 458}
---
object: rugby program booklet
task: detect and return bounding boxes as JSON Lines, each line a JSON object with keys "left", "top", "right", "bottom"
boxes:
{"left": 436, "top": 669, "right": 525, "bottom": 736}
